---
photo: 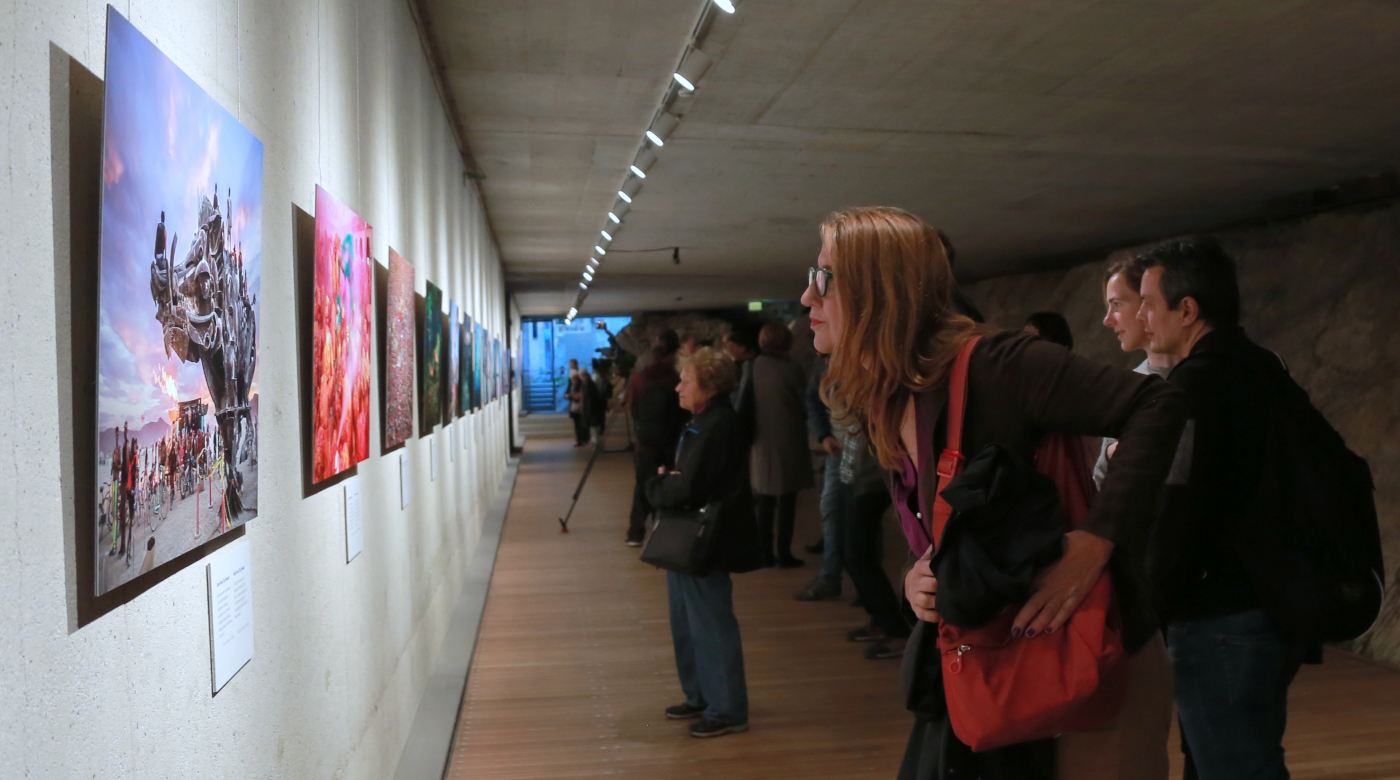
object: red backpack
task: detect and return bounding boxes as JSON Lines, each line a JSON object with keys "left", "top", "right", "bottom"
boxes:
{"left": 932, "top": 337, "right": 1127, "bottom": 751}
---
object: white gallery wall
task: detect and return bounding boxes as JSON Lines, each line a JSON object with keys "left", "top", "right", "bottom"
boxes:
{"left": 0, "top": 0, "right": 513, "bottom": 777}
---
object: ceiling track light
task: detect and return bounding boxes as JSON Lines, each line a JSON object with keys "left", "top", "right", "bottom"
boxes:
{"left": 629, "top": 148, "right": 658, "bottom": 179}
{"left": 583, "top": 272, "right": 594, "bottom": 282}
{"left": 611, "top": 201, "right": 630, "bottom": 220}
{"left": 672, "top": 48, "right": 713, "bottom": 93}
{"left": 594, "top": 246, "right": 607, "bottom": 256}
{"left": 607, "top": 212, "right": 621, "bottom": 224}
{"left": 713, "top": 0, "right": 736, "bottom": 12}
{"left": 646, "top": 112, "right": 681, "bottom": 147}
{"left": 601, "top": 229, "right": 613, "bottom": 241}
{"left": 619, "top": 177, "right": 643, "bottom": 203}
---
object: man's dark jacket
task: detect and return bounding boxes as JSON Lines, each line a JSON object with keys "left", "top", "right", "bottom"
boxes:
{"left": 1149, "top": 325, "right": 1280, "bottom": 622}
{"left": 646, "top": 395, "right": 765, "bottom": 574}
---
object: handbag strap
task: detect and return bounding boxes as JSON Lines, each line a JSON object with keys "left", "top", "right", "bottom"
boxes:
{"left": 931, "top": 336, "right": 981, "bottom": 547}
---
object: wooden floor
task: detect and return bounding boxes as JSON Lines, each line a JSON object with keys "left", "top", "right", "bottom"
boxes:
{"left": 447, "top": 431, "right": 1400, "bottom": 779}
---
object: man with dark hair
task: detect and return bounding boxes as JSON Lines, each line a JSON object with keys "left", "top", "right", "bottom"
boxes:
{"left": 625, "top": 329, "right": 687, "bottom": 546}
{"left": 1135, "top": 236, "right": 1310, "bottom": 780}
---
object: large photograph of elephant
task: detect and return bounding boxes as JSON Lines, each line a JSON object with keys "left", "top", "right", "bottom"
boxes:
{"left": 94, "top": 7, "right": 264, "bottom": 595}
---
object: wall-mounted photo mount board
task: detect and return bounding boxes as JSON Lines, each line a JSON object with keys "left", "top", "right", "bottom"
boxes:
{"left": 382, "top": 249, "right": 415, "bottom": 451}
{"left": 420, "top": 282, "right": 444, "bottom": 432}
{"left": 94, "top": 7, "right": 264, "bottom": 596}
{"left": 311, "top": 185, "right": 373, "bottom": 483}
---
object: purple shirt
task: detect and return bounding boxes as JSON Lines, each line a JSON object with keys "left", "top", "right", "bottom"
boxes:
{"left": 891, "top": 393, "right": 939, "bottom": 555}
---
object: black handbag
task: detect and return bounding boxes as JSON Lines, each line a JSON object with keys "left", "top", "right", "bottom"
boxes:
{"left": 640, "top": 500, "right": 724, "bottom": 575}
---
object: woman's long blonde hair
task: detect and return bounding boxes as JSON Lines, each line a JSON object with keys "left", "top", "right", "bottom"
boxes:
{"left": 820, "top": 207, "right": 984, "bottom": 470}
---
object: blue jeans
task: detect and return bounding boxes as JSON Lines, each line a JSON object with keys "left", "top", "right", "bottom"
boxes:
{"left": 667, "top": 570, "right": 749, "bottom": 724}
{"left": 818, "top": 453, "right": 848, "bottom": 583}
{"left": 1168, "top": 609, "right": 1307, "bottom": 780}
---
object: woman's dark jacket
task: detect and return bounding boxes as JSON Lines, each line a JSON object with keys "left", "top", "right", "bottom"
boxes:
{"left": 895, "top": 332, "right": 1188, "bottom": 780}
{"left": 645, "top": 395, "right": 765, "bottom": 574}
{"left": 897, "top": 331, "right": 1188, "bottom": 652}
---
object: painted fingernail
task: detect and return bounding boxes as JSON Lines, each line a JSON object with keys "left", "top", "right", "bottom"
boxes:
{"left": 1044, "top": 627, "right": 1055, "bottom": 635}
{"left": 1011, "top": 627, "right": 1024, "bottom": 638}
{"left": 1025, "top": 629, "right": 1037, "bottom": 638}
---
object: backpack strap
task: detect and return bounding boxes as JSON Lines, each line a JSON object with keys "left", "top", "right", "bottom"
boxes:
{"left": 932, "top": 336, "right": 980, "bottom": 546}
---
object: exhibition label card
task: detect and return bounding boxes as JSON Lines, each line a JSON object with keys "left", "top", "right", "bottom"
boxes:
{"left": 207, "top": 538, "right": 255, "bottom": 694}
{"left": 345, "top": 478, "right": 364, "bottom": 563}
{"left": 430, "top": 435, "right": 438, "bottom": 481}
{"left": 400, "top": 451, "right": 411, "bottom": 510}
{"left": 450, "top": 423, "right": 456, "bottom": 461}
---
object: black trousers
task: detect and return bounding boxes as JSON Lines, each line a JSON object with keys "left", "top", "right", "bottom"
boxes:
{"left": 844, "top": 490, "right": 907, "bottom": 637}
{"left": 629, "top": 449, "right": 671, "bottom": 540}
{"left": 570, "top": 411, "right": 590, "bottom": 445}
{"left": 754, "top": 492, "right": 797, "bottom": 564}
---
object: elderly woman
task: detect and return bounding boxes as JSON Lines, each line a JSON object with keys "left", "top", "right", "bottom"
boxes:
{"left": 646, "top": 347, "right": 764, "bottom": 738}
{"left": 750, "top": 321, "right": 814, "bottom": 567}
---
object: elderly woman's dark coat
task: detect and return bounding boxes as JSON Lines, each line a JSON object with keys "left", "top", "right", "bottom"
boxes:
{"left": 646, "top": 395, "right": 765, "bottom": 574}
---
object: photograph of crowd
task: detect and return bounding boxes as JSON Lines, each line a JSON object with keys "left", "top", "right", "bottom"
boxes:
{"left": 311, "top": 185, "right": 372, "bottom": 483}
{"left": 384, "top": 248, "right": 415, "bottom": 450}
{"left": 421, "top": 281, "right": 444, "bottom": 431}
{"left": 95, "top": 8, "right": 264, "bottom": 595}
{"left": 448, "top": 301, "right": 460, "bottom": 420}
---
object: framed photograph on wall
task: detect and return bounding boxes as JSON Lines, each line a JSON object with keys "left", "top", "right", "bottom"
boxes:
{"left": 311, "top": 185, "right": 373, "bottom": 483}
{"left": 93, "top": 8, "right": 264, "bottom": 596}
{"left": 420, "top": 281, "right": 444, "bottom": 432}
{"left": 383, "top": 249, "right": 414, "bottom": 450}
{"left": 447, "top": 301, "right": 460, "bottom": 419}
{"left": 458, "top": 317, "right": 472, "bottom": 417}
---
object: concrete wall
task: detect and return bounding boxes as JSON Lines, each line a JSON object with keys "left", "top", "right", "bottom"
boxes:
{"left": 1, "top": 0, "right": 511, "bottom": 777}
{"left": 963, "top": 201, "right": 1400, "bottom": 664}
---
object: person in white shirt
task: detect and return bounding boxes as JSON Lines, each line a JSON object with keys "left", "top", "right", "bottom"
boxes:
{"left": 1094, "top": 256, "right": 1182, "bottom": 487}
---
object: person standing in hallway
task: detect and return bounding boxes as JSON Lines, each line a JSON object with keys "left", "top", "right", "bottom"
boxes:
{"left": 566, "top": 359, "right": 591, "bottom": 446}
{"left": 749, "top": 321, "right": 814, "bottom": 568}
{"left": 722, "top": 327, "right": 760, "bottom": 442}
{"left": 1023, "top": 311, "right": 1075, "bottom": 349}
{"left": 1135, "top": 237, "right": 1312, "bottom": 780}
{"left": 1094, "top": 256, "right": 1181, "bottom": 488}
{"left": 795, "top": 355, "right": 845, "bottom": 601}
{"left": 625, "top": 330, "right": 687, "bottom": 547}
{"left": 804, "top": 206, "right": 1185, "bottom": 779}
{"left": 647, "top": 347, "right": 764, "bottom": 738}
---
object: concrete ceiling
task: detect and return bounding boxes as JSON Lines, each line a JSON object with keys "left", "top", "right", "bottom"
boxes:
{"left": 424, "top": 0, "right": 1400, "bottom": 316}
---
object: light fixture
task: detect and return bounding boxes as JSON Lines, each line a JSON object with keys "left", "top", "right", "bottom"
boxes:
{"left": 584, "top": 265, "right": 594, "bottom": 273}
{"left": 611, "top": 201, "right": 630, "bottom": 220}
{"left": 620, "top": 177, "right": 642, "bottom": 202}
{"left": 713, "top": 0, "right": 735, "bottom": 12}
{"left": 569, "top": 307, "right": 578, "bottom": 317}
{"left": 583, "top": 271, "right": 594, "bottom": 282}
{"left": 601, "top": 230, "right": 613, "bottom": 241}
{"left": 594, "top": 246, "right": 606, "bottom": 256}
{"left": 646, "top": 112, "right": 681, "bottom": 147}
{"left": 616, "top": 189, "right": 632, "bottom": 203}
{"left": 672, "top": 48, "right": 713, "bottom": 92}
{"left": 607, "top": 212, "right": 621, "bottom": 224}
{"left": 580, "top": 282, "right": 588, "bottom": 290}
{"left": 629, "top": 149, "right": 657, "bottom": 179}
{"left": 588, "top": 257, "right": 600, "bottom": 268}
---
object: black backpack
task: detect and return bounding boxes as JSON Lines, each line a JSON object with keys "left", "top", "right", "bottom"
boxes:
{"left": 1236, "top": 361, "right": 1385, "bottom": 643}
{"left": 633, "top": 379, "right": 683, "bottom": 450}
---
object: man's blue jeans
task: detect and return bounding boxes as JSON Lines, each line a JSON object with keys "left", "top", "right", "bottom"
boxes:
{"left": 818, "top": 453, "right": 848, "bottom": 583}
{"left": 667, "top": 570, "right": 749, "bottom": 725}
{"left": 1168, "top": 609, "right": 1307, "bottom": 780}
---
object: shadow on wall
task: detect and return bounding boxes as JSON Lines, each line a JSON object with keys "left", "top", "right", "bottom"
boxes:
{"left": 963, "top": 200, "right": 1400, "bottom": 665}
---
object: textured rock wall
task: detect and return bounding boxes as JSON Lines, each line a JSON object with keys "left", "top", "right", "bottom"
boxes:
{"left": 963, "top": 201, "right": 1400, "bottom": 663}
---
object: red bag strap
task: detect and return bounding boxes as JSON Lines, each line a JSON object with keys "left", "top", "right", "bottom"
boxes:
{"left": 931, "top": 336, "right": 980, "bottom": 546}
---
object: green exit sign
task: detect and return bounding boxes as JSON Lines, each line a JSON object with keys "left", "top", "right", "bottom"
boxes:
{"left": 748, "top": 301, "right": 763, "bottom": 311}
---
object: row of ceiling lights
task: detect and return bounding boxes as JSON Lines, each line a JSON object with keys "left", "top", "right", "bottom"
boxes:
{"left": 566, "top": 0, "right": 734, "bottom": 324}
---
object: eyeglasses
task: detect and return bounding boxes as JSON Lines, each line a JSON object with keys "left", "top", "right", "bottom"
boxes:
{"left": 808, "top": 267, "right": 834, "bottom": 297}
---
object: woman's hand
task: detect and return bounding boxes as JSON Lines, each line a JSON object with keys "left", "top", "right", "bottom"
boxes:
{"left": 1012, "top": 530, "right": 1113, "bottom": 637}
{"left": 905, "top": 545, "right": 940, "bottom": 623}
{"left": 657, "top": 466, "right": 666, "bottom": 475}
{"left": 821, "top": 436, "right": 842, "bottom": 455}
